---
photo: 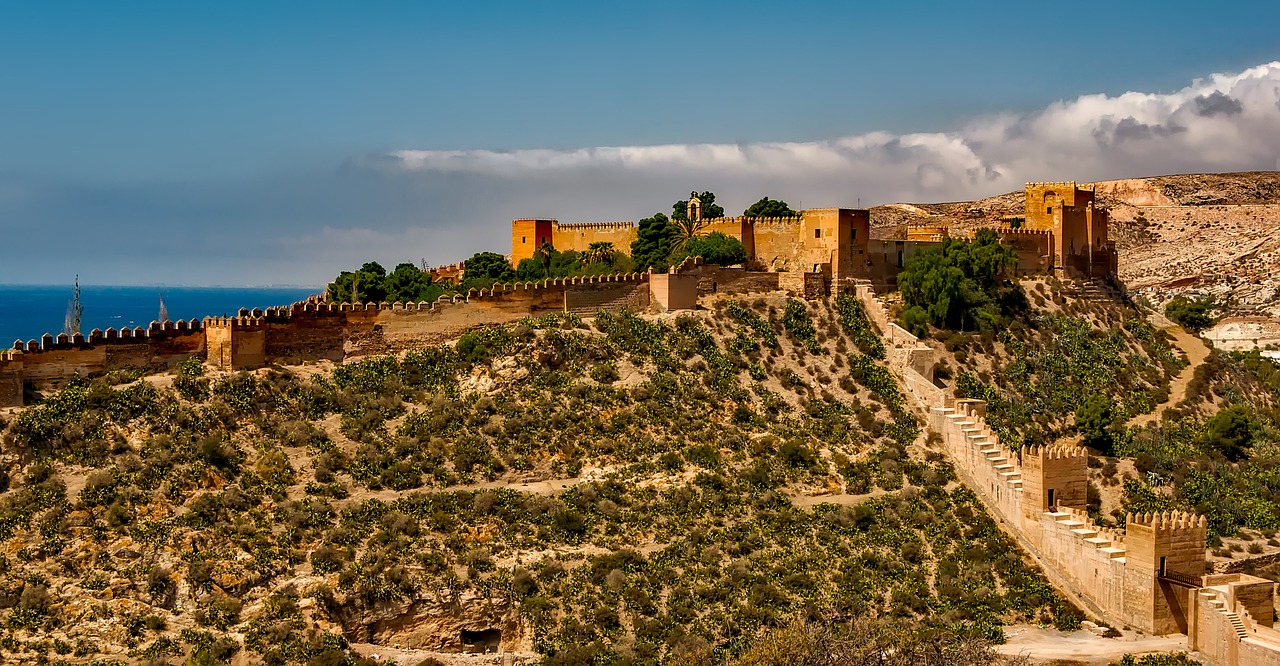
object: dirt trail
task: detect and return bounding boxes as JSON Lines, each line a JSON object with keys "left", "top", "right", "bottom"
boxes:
{"left": 998, "top": 625, "right": 1190, "bottom": 664}
{"left": 1127, "top": 322, "right": 1212, "bottom": 428}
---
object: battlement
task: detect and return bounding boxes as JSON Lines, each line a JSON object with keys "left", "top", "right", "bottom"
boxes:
{"left": 668, "top": 256, "right": 704, "bottom": 274}
{"left": 204, "top": 315, "right": 266, "bottom": 330}
{"left": 1027, "top": 180, "right": 1094, "bottom": 191}
{"left": 552, "top": 220, "right": 636, "bottom": 231}
{"left": 14, "top": 318, "right": 205, "bottom": 353}
{"left": 1023, "top": 443, "right": 1089, "bottom": 460}
{"left": 1127, "top": 511, "right": 1207, "bottom": 531}
{"left": 986, "top": 225, "right": 1053, "bottom": 237}
{"left": 741, "top": 215, "right": 805, "bottom": 227}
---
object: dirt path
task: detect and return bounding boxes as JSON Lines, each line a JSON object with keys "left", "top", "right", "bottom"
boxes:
{"left": 997, "top": 625, "right": 1192, "bottom": 664}
{"left": 1127, "top": 322, "right": 1212, "bottom": 428}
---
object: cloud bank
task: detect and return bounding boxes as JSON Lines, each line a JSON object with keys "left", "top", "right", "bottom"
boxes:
{"left": 2, "top": 61, "right": 1280, "bottom": 286}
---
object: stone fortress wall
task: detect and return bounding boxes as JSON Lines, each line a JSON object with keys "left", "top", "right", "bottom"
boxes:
{"left": 851, "top": 281, "right": 1280, "bottom": 666}
{"left": 1, "top": 272, "right": 674, "bottom": 406}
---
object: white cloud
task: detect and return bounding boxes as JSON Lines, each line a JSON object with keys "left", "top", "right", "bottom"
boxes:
{"left": 4, "top": 61, "right": 1280, "bottom": 287}
{"left": 369, "top": 61, "right": 1280, "bottom": 212}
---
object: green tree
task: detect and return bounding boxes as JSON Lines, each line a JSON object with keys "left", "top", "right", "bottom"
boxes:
{"left": 1164, "top": 295, "right": 1216, "bottom": 332}
{"left": 584, "top": 242, "right": 615, "bottom": 265}
{"left": 1201, "top": 405, "right": 1253, "bottom": 461}
{"left": 630, "top": 213, "right": 677, "bottom": 270}
{"left": 1075, "top": 393, "right": 1120, "bottom": 454}
{"left": 532, "top": 242, "right": 555, "bottom": 275}
{"left": 675, "top": 232, "right": 748, "bottom": 266}
{"left": 463, "top": 252, "right": 515, "bottom": 282}
{"left": 327, "top": 262, "right": 389, "bottom": 303}
{"left": 896, "top": 228, "right": 1021, "bottom": 331}
{"left": 743, "top": 197, "right": 797, "bottom": 218}
{"left": 383, "top": 263, "right": 440, "bottom": 303}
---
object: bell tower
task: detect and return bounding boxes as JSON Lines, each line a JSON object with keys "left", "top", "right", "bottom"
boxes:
{"left": 687, "top": 191, "right": 702, "bottom": 222}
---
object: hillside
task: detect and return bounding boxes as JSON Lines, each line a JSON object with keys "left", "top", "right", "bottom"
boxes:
{"left": 870, "top": 172, "right": 1280, "bottom": 319}
{"left": 0, "top": 297, "right": 1069, "bottom": 665}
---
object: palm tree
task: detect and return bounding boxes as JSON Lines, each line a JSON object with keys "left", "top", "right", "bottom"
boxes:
{"left": 533, "top": 242, "right": 555, "bottom": 276}
{"left": 585, "top": 242, "right": 615, "bottom": 265}
{"left": 672, "top": 216, "right": 708, "bottom": 253}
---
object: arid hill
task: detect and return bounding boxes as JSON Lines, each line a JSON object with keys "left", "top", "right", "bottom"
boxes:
{"left": 870, "top": 172, "right": 1280, "bottom": 319}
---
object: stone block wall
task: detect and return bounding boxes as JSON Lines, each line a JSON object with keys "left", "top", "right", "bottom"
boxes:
{"left": 564, "top": 277, "right": 650, "bottom": 314}
{"left": 742, "top": 217, "right": 804, "bottom": 271}
{"left": 550, "top": 221, "right": 638, "bottom": 258}
{"left": 695, "top": 267, "right": 782, "bottom": 296}
{"left": 9, "top": 321, "right": 207, "bottom": 384}
{"left": 649, "top": 272, "right": 699, "bottom": 313}
{"left": 205, "top": 317, "right": 267, "bottom": 369}
{"left": 0, "top": 351, "right": 22, "bottom": 408}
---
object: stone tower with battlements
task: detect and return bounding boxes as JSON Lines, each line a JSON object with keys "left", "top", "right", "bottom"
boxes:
{"left": 1122, "top": 511, "right": 1208, "bottom": 634}
{"left": 1024, "top": 181, "right": 1115, "bottom": 278}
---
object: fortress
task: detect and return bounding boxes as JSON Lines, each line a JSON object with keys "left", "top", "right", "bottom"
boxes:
{"left": 513, "top": 183, "right": 1117, "bottom": 285}
{"left": 7, "top": 180, "right": 1270, "bottom": 664}
{"left": 0, "top": 183, "right": 1116, "bottom": 408}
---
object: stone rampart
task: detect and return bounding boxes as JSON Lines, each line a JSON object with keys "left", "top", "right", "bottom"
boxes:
{"left": 851, "top": 283, "right": 1280, "bottom": 664}
{"left": 551, "top": 221, "right": 638, "bottom": 256}
{"left": 10, "top": 320, "right": 207, "bottom": 385}
{"left": 0, "top": 350, "right": 23, "bottom": 407}
{"left": 694, "top": 266, "right": 782, "bottom": 296}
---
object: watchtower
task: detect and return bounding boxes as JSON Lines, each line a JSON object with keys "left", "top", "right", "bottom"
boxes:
{"left": 511, "top": 218, "right": 556, "bottom": 267}
{"left": 1122, "top": 511, "right": 1207, "bottom": 634}
{"left": 1021, "top": 444, "right": 1089, "bottom": 518}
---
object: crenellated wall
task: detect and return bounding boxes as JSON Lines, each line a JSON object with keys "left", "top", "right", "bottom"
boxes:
{"left": 550, "top": 221, "right": 638, "bottom": 259}
{"left": 852, "top": 283, "right": 1280, "bottom": 664}
{"left": 6, "top": 320, "right": 207, "bottom": 396}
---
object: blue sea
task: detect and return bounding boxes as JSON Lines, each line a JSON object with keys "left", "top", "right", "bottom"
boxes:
{"left": 0, "top": 285, "right": 320, "bottom": 345}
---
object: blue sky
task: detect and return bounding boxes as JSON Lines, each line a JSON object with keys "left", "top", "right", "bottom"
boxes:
{"left": 2, "top": 1, "right": 1279, "bottom": 285}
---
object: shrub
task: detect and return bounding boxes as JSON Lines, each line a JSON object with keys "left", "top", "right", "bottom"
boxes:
{"left": 1164, "top": 295, "right": 1216, "bottom": 331}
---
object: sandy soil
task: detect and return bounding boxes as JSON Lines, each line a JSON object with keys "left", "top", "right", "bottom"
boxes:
{"left": 997, "top": 625, "right": 1195, "bottom": 664}
{"left": 1127, "top": 323, "right": 1212, "bottom": 428}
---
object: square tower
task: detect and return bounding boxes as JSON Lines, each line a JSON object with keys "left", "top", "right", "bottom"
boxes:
{"left": 511, "top": 219, "right": 555, "bottom": 267}
{"left": 799, "top": 208, "right": 870, "bottom": 285}
{"left": 1122, "top": 511, "right": 1208, "bottom": 634}
{"left": 1020, "top": 444, "right": 1089, "bottom": 519}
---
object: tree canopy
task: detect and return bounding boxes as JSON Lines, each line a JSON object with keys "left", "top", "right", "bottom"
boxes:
{"left": 515, "top": 243, "right": 634, "bottom": 281}
{"left": 326, "top": 261, "right": 442, "bottom": 304}
{"left": 743, "top": 197, "right": 797, "bottom": 218}
{"left": 464, "top": 252, "right": 516, "bottom": 282}
{"left": 674, "top": 231, "right": 748, "bottom": 266}
{"left": 672, "top": 191, "right": 724, "bottom": 221}
{"left": 630, "top": 213, "right": 678, "bottom": 271}
{"left": 896, "top": 229, "right": 1024, "bottom": 333}
{"left": 1164, "top": 295, "right": 1216, "bottom": 332}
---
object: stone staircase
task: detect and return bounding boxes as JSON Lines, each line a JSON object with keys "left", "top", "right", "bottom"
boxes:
{"left": 1048, "top": 509, "right": 1128, "bottom": 563}
{"left": 1201, "top": 589, "right": 1250, "bottom": 640}
{"left": 1062, "top": 277, "right": 1116, "bottom": 302}
{"left": 935, "top": 405, "right": 1026, "bottom": 498}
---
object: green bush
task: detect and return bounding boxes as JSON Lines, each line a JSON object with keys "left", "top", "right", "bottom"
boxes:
{"left": 1164, "top": 295, "right": 1216, "bottom": 331}
{"left": 897, "top": 228, "right": 1024, "bottom": 332}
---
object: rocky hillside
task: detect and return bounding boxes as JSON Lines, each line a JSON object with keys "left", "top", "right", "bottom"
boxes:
{"left": 870, "top": 172, "right": 1280, "bottom": 319}
{"left": 0, "top": 297, "right": 1060, "bottom": 666}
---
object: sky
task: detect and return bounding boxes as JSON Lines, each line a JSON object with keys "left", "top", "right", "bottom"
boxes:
{"left": 2, "top": 1, "right": 1279, "bottom": 286}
